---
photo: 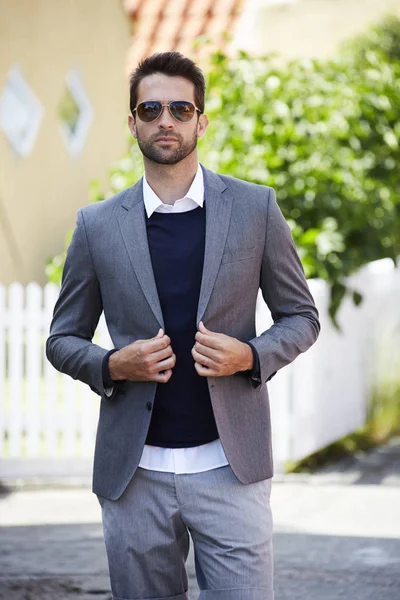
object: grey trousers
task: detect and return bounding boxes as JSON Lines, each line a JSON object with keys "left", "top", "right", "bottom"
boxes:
{"left": 97, "top": 465, "right": 274, "bottom": 600}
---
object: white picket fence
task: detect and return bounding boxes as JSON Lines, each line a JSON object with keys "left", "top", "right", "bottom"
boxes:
{"left": 0, "top": 283, "right": 112, "bottom": 478}
{"left": 0, "top": 259, "right": 399, "bottom": 478}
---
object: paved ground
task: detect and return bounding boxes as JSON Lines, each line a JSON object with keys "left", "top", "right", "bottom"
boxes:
{"left": 1, "top": 439, "right": 400, "bottom": 599}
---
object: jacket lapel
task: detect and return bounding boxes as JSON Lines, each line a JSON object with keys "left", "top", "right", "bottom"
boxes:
{"left": 197, "top": 166, "right": 233, "bottom": 325}
{"left": 117, "top": 179, "right": 164, "bottom": 329}
{"left": 116, "top": 167, "right": 233, "bottom": 331}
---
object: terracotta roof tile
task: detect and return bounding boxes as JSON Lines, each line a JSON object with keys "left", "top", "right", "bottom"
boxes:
{"left": 124, "top": 0, "right": 246, "bottom": 71}
{"left": 163, "top": 0, "right": 189, "bottom": 16}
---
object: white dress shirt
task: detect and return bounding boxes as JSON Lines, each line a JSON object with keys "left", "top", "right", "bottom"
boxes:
{"left": 138, "top": 164, "right": 229, "bottom": 474}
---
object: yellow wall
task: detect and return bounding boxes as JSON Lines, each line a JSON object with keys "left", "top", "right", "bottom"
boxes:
{"left": 0, "top": 0, "right": 131, "bottom": 284}
{"left": 234, "top": 0, "right": 400, "bottom": 59}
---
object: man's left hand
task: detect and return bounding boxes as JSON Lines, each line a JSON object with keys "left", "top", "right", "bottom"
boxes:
{"left": 192, "top": 321, "right": 253, "bottom": 377}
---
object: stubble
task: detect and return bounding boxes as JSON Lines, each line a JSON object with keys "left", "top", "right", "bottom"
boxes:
{"left": 136, "top": 130, "right": 198, "bottom": 165}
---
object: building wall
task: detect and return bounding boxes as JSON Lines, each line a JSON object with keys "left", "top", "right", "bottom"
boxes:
{"left": 0, "top": 0, "right": 131, "bottom": 284}
{"left": 234, "top": 0, "right": 400, "bottom": 59}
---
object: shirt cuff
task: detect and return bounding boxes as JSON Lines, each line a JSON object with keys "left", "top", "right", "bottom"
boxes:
{"left": 240, "top": 341, "right": 262, "bottom": 388}
{"left": 102, "top": 349, "right": 126, "bottom": 390}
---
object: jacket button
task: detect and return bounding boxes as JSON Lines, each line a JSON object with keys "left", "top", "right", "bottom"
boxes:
{"left": 146, "top": 402, "right": 153, "bottom": 411}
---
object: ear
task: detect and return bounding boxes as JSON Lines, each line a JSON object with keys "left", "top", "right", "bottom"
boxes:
{"left": 197, "top": 113, "right": 209, "bottom": 139}
{"left": 128, "top": 114, "right": 137, "bottom": 138}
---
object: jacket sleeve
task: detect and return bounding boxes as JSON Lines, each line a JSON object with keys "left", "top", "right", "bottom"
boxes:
{"left": 248, "top": 187, "right": 320, "bottom": 386}
{"left": 46, "top": 209, "right": 117, "bottom": 399}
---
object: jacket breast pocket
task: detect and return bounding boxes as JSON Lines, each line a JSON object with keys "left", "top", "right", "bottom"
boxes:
{"left": 220, "top": 246, "right": 256, "bottom": 265}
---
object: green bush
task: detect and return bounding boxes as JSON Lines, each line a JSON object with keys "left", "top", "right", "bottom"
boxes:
{"left": 47, "top": 17, "right": 400, "bottom": 324}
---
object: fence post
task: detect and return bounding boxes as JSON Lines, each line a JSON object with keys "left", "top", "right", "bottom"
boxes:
{"left": 25, "top": 282, "right": 43, "bottom": 457}
{"left": 8, "top": 283, "right": 24, "bottom": 457}
{"left": 43, "top": 283, "right": 60, "bottom": 457}
{"left": 0, "top": 285, "right": 6, "bottom": 457}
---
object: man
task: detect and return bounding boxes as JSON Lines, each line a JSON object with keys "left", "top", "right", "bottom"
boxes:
{"left": 47, "top": 51, "right": 320, "bottom": 600}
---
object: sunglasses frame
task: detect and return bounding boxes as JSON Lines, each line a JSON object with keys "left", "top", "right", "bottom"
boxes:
{"left": 133, "top": 100, "right": 202, "bottom": 123}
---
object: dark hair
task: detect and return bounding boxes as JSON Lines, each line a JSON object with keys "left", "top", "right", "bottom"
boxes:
{"left": 129, "top": 52, "right": 206, "bottom": 115}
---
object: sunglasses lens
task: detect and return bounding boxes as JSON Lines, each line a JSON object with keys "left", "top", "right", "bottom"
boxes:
{"left": 170, "top": 101, "right": 196, "bottom": 122}
{"left": 137, "top": 101, "right": 162, "bottom": 122}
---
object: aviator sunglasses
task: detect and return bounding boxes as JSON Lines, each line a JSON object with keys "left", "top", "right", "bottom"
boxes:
{"left": 133, "top": 100, "right": 202, "bottom": 123}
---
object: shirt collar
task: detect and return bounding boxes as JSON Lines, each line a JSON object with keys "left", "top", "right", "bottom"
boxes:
{"left": 143, "top": 164, "right": 204, "bottom": 218}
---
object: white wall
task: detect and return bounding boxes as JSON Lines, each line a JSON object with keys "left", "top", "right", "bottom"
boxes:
{"left": 234, "top": 0, "right": 400, "bottom": 59}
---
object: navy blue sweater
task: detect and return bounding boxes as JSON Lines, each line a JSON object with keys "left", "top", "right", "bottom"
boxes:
{"left": 145, "top": 206, "right": 219, "bottom": 447}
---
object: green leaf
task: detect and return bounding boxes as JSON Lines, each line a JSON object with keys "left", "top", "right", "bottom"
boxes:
{"left": 329, "top": 281, "right": 347, "bottom": 330}
{"left": 352, "top": 290, "right": 363, "bottom": 306}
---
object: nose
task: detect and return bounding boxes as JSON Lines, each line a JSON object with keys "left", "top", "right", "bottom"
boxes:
{"left": 158, "top": 105, "right": 175, "bottom": 129}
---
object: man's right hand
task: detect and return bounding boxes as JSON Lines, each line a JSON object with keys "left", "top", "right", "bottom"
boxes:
{"left": 108, "top": 329, "right": 175, "bottom": 383}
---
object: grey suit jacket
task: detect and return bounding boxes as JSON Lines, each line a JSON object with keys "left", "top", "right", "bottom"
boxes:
{"left": 46, "top": 165, "right": 320, "bottom": 500}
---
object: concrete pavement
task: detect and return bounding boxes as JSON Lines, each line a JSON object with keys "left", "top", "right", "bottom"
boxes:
{"left": 1, "top": 439, "right": 400, "bottom": 599}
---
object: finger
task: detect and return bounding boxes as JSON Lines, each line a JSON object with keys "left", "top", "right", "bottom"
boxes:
{"left": 195, "top": 331, "right": 223, "bottom": 350}
{"left": 147, "top": 334, "right": 171, "bottom": 352}
{"left": 194, "top": 361, "right": 217, "bottom": 377}
{"left": 198, "top": 321, "right": 216, "bottom": 335}
{"left": 150, "top": 345, "right": 174, "bottom": 362}
{"left": 199, "top": 321, "right": 213, "bottom": 334}
{"left": 194, "top": 342, "right": 219, "bottom": 361}
{"left": 192, "top": 347, "right": 216, "bottom": 369}
{"left": 155, "top": 328, "right": 164, "bottom": 338}
{"left": 154, "top": 369, "right": 173, "bottom": 383}
{"left": 154, "top": 354, "right": 176, "bottom": 372}
{"left": 199, "top": 321, "right": 220, "bottom": 336}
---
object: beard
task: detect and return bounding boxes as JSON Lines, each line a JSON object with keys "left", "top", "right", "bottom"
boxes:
{"left": 136, "top": 130, "right": 198, "bottom": 165}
